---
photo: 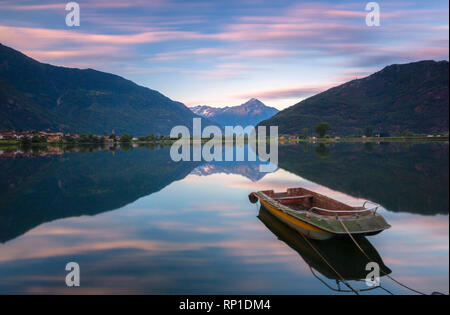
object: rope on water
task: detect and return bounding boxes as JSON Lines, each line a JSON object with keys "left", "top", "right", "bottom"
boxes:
{"left": 337, "top": 217, "right": 427, "bottom": 296}
{"left": 298, "top": 230, "right": 360, "bottom": 295}
{"left": 353, "top": 279, "right": 395, "bottom": 295}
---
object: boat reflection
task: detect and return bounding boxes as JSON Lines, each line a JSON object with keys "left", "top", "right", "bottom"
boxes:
{"left": 257, "top": 206, "right": 392, "bottom": 294}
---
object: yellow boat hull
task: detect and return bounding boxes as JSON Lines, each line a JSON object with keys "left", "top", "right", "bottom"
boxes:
{"left": 260, "top": 199, "right": 334, "bottom": 240}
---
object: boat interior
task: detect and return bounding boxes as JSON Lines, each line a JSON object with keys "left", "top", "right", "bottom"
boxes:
{"left": 261, "top": 187, "right": 371, "bottom": 217}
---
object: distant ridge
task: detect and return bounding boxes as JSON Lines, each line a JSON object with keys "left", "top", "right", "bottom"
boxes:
{"left": 0, "top": 43, "right": 211, "bottom": 135}
{"left": 191, "top": 98, "right": 279, "bottom": 126}
{"left": 258, "top": 60, "right": 449, "bottom": 136}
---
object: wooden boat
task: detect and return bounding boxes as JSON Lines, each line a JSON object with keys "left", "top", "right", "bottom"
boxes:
{"left": 249, "top": 187, "right": 390, "bottom": 240}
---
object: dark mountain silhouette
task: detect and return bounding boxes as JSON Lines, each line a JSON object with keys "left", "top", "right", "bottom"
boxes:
{"left": 0, "top": 43, "right": 211, "bottom": 135}
{"left": 259, "top": 60, "right": 449, "bottom": 136}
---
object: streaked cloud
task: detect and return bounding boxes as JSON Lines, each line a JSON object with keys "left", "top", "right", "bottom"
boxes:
{"left": 1, "top": 0, "right": 169, "bottom": 11}
{"left": 0, "top": 0, "right": 448, "bottom": 108}
{"left": 237, "top": 84, "right": 335, "bottom": 100}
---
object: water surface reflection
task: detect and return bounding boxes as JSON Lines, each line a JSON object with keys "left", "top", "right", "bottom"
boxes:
{"left": 0, "top": 143, "right": 448, "bottom": 294}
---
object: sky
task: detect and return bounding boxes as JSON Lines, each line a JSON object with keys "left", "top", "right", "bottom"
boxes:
{"left": 0, "top": 0, "right": 448, "bottom": 110}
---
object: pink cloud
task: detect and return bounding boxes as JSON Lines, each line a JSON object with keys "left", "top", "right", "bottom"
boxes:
{"left": 22, "top": 46, "right": 129, "bottom": 60}
{"left": 1, "top": 0, "right": 169, "bottom": 10}
{"left": 150, "top": 47, "right": 296, "bottom": 62}
{"left": 237, "top": 84, "right": 338, "bottom": 100}
{"left": 150, "top": 48, "right": 230, "bottom": 61}
{"left": 1, "top": 0, "right": 447, "bottom": 69}
{"left": 2, "top": 3, "right": 64, "bottom": 11}
{"left": 0, "top": 25, "right": 204, "bottom": 49}
{"left": 236, "top": 49, "right": 296, "bottom": 58}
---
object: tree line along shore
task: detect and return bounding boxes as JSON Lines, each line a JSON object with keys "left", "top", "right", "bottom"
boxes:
{"left": 0, "top": 122, "right": 448, "bottom": 149}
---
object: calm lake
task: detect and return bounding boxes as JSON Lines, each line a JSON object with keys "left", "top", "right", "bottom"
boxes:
{"left": 0, "top": 142, "right": 448, "bottom": 294}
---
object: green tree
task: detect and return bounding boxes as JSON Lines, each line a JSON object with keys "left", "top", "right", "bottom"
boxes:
{"left": 62, "top": 135, "right": 75, "bottom": 144}
{"left": 354, "top": 128, "right": 363, "bottom": 137}
{"left": 402, "top": 130, "right": 411, "bottom": 137}
{"left": 19, "top": 136, "right": 31, "bottom": 147}
{"left": 31, "top": 135, "right": 44, "bottom": 143}
{"left": 314, "top": 122, "right": 330, "bottom": 138}
{"left": 77, "top": 134, "right": 90, "bottom": 143}
{"left": 88, "top": 134, "right": 95, "bottom": 143}
{"left": 364, "top": 126, "right": 373, "bottom": 137}
{"left": 120, "top": 134, "right": 133, "bottom": 143}
{"left": 138, "top": 134, "right": 156, "bottom": 142}
{"left": 301, "top": 128, "right": 309, "bottom": 139}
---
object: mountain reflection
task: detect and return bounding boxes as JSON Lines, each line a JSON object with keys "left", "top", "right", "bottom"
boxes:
{"left": 191, "top": 162, "right": 269, "bottom": 182}
{"left": 0, "top": 146, "right": 272, "bottom": 243}
{"left": 278, "top": 142, "right": 449, "bottom": 215}
{"left": 0, "top": 147, "right": 200, "bottom": 243}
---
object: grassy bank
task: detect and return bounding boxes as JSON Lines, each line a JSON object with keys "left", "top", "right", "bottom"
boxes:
{"left": 282, "top": 136, "right": 449, "bottom": 143}
{"left": 1, "top": 136, "right": 448, "bottom": 150}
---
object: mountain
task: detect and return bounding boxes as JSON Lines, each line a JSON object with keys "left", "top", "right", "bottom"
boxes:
{"left": 0, "top": 43, "right": 210, "bottom": 135}
{"left": 258, "top": 60, "right": 449, "bottom": 136}
{"left": 191, "top": 98, "right": 279, "bottom": 126}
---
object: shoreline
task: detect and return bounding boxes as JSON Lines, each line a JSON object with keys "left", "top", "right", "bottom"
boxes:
{"left": 1, "top": 136, "right": 449, "bottom": 149}
{"left": 280, "top": 136, "right": 449, "bottom": 143}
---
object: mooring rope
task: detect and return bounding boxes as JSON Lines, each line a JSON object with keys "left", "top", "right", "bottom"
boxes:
{"left": 337, "top": 217, "right": 427, "bottom": 295}
{"left": 353, "top": 279, "right": 395, "bottom": 295}
{"left": 298, "top": 230, "right": 360, "bottom": 295}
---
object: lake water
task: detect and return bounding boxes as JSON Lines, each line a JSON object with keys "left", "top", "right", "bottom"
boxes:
{"left": 0, "top": 142, "right": 448, "bottom": 294}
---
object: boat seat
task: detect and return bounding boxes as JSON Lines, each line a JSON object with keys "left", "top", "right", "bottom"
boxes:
{"left": 273, "top": 195, "right": 313, "bottom": 201}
